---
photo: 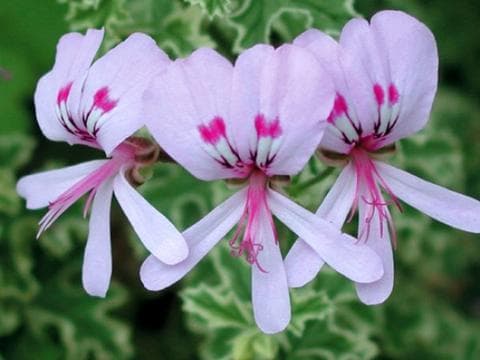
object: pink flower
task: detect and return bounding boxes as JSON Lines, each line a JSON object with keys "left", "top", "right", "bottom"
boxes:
{"left": 285, "top": 11, "right": 480, "bottom": 304}
{"left": 16, "top": 29, "right": 188, "bottom": 297}
{"left": 139, "top": 45, "right": 384, "bottom": 333}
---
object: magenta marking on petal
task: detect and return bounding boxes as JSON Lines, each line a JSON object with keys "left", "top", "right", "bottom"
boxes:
{"left": 198, "top": 116, "right": 226, "bottom": 145}
{"left": 327, "top": 93, "right": 348, "bottom": 124}
{"left": 57, "top": 82, "right": 73, "bottom": 104}
{"left": 93, "top": 86, "right": 118, "bottom": 113}
{"left": 373, "top": 84, "right": 385, "bottom": 106}
{"left": 255, "top": 114, "right": 283, "bottom": 139}
{"left": 388, "top": 83, "right": 399, "bottom": 104}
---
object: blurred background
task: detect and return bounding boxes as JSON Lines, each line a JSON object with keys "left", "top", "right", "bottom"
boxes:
{"left": 1, "top": 0, "right": 479, "bottom": 359}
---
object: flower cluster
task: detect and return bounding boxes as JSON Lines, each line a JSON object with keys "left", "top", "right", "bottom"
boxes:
{"left": 17, "top": 11, "right": 480, "bottom": 334}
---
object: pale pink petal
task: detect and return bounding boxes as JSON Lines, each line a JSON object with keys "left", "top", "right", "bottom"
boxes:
{"left": 16, "top": 160, "right": 108, "bottom": 209}
{"left": 268, "top": 190, "right": 383, "bottom": 283}
{"left": 338, "top": 11, "right": 438, "bottom": 144}
{"left": 337, "top": 17, "right": 390, "bottom": 137}
{"left": 113, "top": 169, "right": 188, "bottom": 265}
{"left": 285, "top": 164, "right": 356, "bottom": 287}
{"left": 76, "top": 33, "right": 171, "bottom": 155}
{"left": 252, "top": 206, "right": 290, "bottom": 334}
{"left": 144, "top": 48, "right": 236, "bottom": 180}
{"left": 231, "top": 44, "right": 335, "bottom": 175}
{"left": 370, "top": 10, "right": 438, "bottom": 143}
{"left": 82, "top": 178, "right": 114, "bottom": 297}
{"left": 229, "top": 44, "right": 273, "bottom": 162}
{"left": 355, "top": 193, "right": 394, "bottom": 305}
{"left": 377, "top": 162, "right": 480, "bottom": 233}
{"left": 140, "top": 189, "right": 246, "bottom": 290}
{"left": 34, "top": 29, "right": 104, "bottom": 143}
{"left": 293, "top": 29, "right": 351, "bottom": 154}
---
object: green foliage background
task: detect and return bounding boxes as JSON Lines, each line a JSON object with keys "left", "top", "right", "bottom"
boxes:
{"left": 1, "top": 0, "right": 480, "bottom": 358}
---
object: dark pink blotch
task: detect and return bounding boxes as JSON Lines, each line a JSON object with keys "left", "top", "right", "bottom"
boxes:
{"left": 255, "top": 114, "right": 282, "bottom": 138}
{"left": 93, "top": 87, "right": 118, "bottom": 113}
{"left": 198, "top": 116, "right": 226, "bottom": 145}
{"left": 57, "top": 82, "right": 73, "bottom": 104}
{"left": 373, "top": 83, "right": 385, "bottom": 106}
{"left": 327, "top": 93, "right": 348, "bottom": 124}
{"left": 388, "top": 83, "right": 399, "bottom": 104}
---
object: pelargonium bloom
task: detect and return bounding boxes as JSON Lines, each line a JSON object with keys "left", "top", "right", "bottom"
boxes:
{"left": 17, "top": 29, "right": 188, "bottom": 297}
{"left": 285, "top": 10, "right": 480, "bottom": 304}
{"left": 139, "top": 45, "right": 384, "bottom": 333}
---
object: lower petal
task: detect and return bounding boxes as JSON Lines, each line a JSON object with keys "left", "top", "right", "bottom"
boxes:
{"left": 268, "top": 190, "right": 383, "bottom": 283}
{"left": 82, "top": 179, "right": 114, "bottom": 297}
{"left": 252, "top": 207, "right": 291, "bottom": 334}
{"left": 377, "top": 162, "right": 480, "bottom": 233}
{"left": 140, "top": 189, "right": 246, "bottom": 291}
{"left": 285, "top": 165, "right": 356, "bottom": 287}
{"left": 113, "top": 168, "right": 188, "bottom": 265}
{"left": 16, "top": 160, "right": 108, "bottom": 209}
{"left": 355, "top": 197, "right": 394, "bottom": 305}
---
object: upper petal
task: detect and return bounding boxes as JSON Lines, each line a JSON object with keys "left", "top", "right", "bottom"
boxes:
{"left": 16, "top": 159, "right": 108, "bottom": 209}
{"left": 140, "top": 189, "right": 246, "bottom": 291}
{"left": 252, "top": 205, "right": 290, "bottom": 334}
{"left": 80, "top": 33, "right": 171, "bottom": 155}
{"left": 339, "top": 11, "right": 438, "bottom": 144}
{"left": 143, "top": 48, "right": 236, "bottom": 180}
{"left": 34, "top": 29, "right": 104, "bottom": 143}
{"left": 230, "top": 44, "right": 335, "bottom": 175}
{"left": 284, "top": 164, "right": 356, "bottom": 287}
{"left": 113, "top": 168, "right": 188, "bottom": 265}
{"left": 293, "top": 29, "right": 352, "bottom": 154}
{"left": 377, "top": 162, "right": 480, "bottom": 233}
{"left": 82, "top": 178, "right": 114, "bottom": 297}
{"left": 370, "top": 10, "right": 438, "bottom": 143}
{"left": 268, "top": 189, "right": 383, "bottom": 283}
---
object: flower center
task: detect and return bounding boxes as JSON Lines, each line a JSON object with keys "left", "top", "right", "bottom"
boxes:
{"left": 56, "top": 82, "right": 118, "bottom": 145}
{"left": 197, "top": 115, "right": 284, "bottom": 269}
{"left": 228, "top": 170, "right": 277, "bottom": 271}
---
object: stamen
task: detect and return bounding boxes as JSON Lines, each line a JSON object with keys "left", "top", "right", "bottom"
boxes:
{"left": 350, "top": 147, "right": 400, "bottom": 246}
{"left": 228, "top": 171, "right": 276, "bottom": 271}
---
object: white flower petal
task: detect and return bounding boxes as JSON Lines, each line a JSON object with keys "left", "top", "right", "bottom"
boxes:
{"left": 252, "top": 206, "right": 291, "bottom": 334}
{"left": 377, "top": 162, "right": 480, "bottom": 233}
{"left": 355, "top": 193, "right": 394, "bottom": 305}
{"left": 143, "top": 48, "right": 236, "bottom": 180}
{"left": 16, "top": 159, "right": 108, "bottom": 209}
{"left": 268, "top": 190, "right": 383, "bottom": 283}
{"left": 34, "top": 29, "right": 104, "bottom": 143}
{"left": 80, "top": 33, "right": 171, "bottom": 155}
{"left": 285, "top": 164, "right": 356, "bottom": 287}
{"left": 82, "top": 178, "right": 114, "bottom": 297}
{"left": 113, "top": 169, "right": 188, "bottom": 265}
{"left": 140, "top": 189, "right": 246, "bottom": 291}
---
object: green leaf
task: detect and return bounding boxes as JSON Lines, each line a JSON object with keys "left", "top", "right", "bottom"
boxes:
{"left": 59, "top": 0, "right": 214, "bottom": 57}
{"left": 0, "top": 169, "right": 21, "bottom": 216}
{"left": 24, "top": 264, "right": 132, "bottom": 360}
{"left": 223, "top": 0, "right": 357, "bottom": 53}
{"left": 0, "top": 134, "right": 36, "bottom": 171}
{"left": 185, "top": 0, "right": 232, "bottom": 18}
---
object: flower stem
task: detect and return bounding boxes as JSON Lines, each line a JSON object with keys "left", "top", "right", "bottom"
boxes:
{"left": 287, "top": 167, "right": 335, "bottom": 197}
